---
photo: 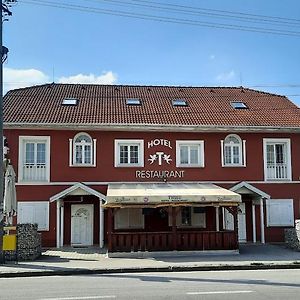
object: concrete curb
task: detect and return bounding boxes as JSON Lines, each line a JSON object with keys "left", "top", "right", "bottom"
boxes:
{"left": 1, "top": 263, "right": 300, "bottom": 278}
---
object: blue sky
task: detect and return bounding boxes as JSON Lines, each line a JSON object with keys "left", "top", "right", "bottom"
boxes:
{"left": 3, "top": 0, "right": 300, "bottom": 105}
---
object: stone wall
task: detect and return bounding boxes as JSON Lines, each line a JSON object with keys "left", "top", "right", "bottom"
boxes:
{"left": 284, "top": 219, "right": 300, "bottom": 250}
{"left": 4, "top": 223, "right": 42, "bottom": 261}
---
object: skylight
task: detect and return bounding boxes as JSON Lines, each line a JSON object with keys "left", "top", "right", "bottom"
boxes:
{"left": 172, "top": 99, "right": 188, "bottom": 107}
{"left": 231, "top": 102, "right": 248, "bottom": 109}
{"left": 62, "top": 98, "right": 79, "bottom": 106}
{"left": 126, "top": 98, "right": 141, "bottom": 105}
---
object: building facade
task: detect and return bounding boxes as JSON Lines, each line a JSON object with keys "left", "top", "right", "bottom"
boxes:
{"left": 3, "top": 84, "right": 300, "bottom": 252}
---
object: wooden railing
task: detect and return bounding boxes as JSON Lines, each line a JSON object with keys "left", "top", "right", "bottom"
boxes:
{"left": 109, "top": 231, "right": 237, "bottom": 252}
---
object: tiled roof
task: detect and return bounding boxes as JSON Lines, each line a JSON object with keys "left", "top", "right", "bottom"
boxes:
{"left": 4, "top": 83, "right": 300, "bottom": 128}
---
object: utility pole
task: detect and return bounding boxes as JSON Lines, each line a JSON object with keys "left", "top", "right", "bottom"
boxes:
{"left": 0, "top": 0, "right": 15, "bottom": 264}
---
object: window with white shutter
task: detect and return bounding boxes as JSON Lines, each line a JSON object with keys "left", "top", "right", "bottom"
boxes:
{"left": 114, "top": 208, "right": 144, "bottom": 229}
{"left": 266, "top": 199, "right": 294, "bottom": 227}
{"left": 17, "top": 201, "right": 49, "bottom": 231}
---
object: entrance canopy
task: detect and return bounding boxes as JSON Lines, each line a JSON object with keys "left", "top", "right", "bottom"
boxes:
{"left": 104, "top": 183, "right": 241, "bottom": 208}
{"left": 50, "top": 182, "right": 106, "bottom": 202}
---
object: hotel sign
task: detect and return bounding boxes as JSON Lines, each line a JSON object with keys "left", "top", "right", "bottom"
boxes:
{"left": 135, "top": 138, "right": 185, "bottom": 179}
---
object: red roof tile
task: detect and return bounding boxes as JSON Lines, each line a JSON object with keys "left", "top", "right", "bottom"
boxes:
{"left": 4, "top": 84, "right": 300, "bottom": 129}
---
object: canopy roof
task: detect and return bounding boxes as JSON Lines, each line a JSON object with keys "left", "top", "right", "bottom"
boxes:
{"left": 105, "top": 183, "right": 241, "bottom": 208}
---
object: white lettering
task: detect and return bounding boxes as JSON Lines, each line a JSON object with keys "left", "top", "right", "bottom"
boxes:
{"left": 135, "top": 170, "right": 185, "bottom": 179}
{"left": 147, "top": 139, "right": 172, "bottom": 149}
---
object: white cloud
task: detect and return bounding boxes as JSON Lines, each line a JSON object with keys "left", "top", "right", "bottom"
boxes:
{"left": 209, "top": 54, "right": 215, "bottom": 60}
{"left": 216, "top": 70, "right": 236, "bottom": 82}
{"left": 3, "top": 69, "right": 118, "bottom": 93}
{"left": 58, "top": 71, "right": 117, "bottom": 85}
{"left": 3, "top": 67, "right": 49, "bottom": 93}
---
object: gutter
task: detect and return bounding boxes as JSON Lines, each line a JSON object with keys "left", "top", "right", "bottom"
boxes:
{"left": 4, "top": 122, "right": 300, "bottom": 133}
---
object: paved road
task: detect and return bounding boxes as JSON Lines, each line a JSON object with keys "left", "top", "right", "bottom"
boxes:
{"left": 1, "top": 269, "right": 300, "bottom": 299}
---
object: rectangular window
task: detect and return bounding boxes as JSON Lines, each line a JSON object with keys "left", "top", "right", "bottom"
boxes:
{"left": 114, "top": 208, "right": 144, "bottom": 229}
{"left": 17, "top": 201, "right": 49, "bottom": 231}
{"left": 266, "top": 199, "right": 294, "bottom": 227}
{"left": 176, "top": 141, "right": 204, "bottom": 167}
{"left": 19, "top": 136, "right": 50, "bottom": 182}
{"left": 263, "top": 139, "right": 291, "bottom": 180}
{"left": 169, "top": 207, "right": 206, "bottom": 228}
{"left": 115, "top": 139, "right": 144, "bottom": 167}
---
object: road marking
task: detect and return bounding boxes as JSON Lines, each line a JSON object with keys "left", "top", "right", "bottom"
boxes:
{"left": 187, "top": 290, "right": 253, "bottom": 295}
{"left": 40, "top": 296, "right": 116, "bottom": 300}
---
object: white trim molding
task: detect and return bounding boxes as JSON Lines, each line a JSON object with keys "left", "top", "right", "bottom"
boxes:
{"left": 114, "top": 139, "right": 144, "bottom": 167}
{"left": 50, "top": 182, "right": 106, "bottom": 202}
{"left": 176, "top": 140, "right": 205, "bottom": 168}
{"left": 18, "top": 136, "right": 51, "bottom": 183}
{"left": 221, "top": 134, "right": 246, "bottom": 167}
{"left": 263, "top": 138, "right": 292, "bottom": 181}
{"left": 69, "top": 132, "right": 96, "bottom": 167}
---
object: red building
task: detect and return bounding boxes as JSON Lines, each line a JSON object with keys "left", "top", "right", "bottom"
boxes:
{"left": 3, "top": 84, "right": 300, "bottom": 252}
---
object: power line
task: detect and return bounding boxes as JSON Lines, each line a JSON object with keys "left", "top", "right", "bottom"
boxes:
{"left": 19, "top": 0, "right": 300, "bottom": 37}
{"left": 129, "top": 0, "right": 300, "bottom": 24}
{"left": 91, "top": 0, "right": 300, "bottom": 28}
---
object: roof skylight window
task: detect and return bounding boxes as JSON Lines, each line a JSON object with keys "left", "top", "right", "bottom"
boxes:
{"left": 172, "top": 99, "right": 188, "bottom": 107}
{"left": 231, "top": 102, "right": 248, "bottom": 109}
{"left": 62, "top": 98, "right": 79, "bottom": 106}
{"left": 126, "top": 98, "right": 141, "bottom": 105}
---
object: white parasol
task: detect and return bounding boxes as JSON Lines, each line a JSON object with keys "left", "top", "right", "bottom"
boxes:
{"left": 3, "top": 164, "right": 17, "bottom": 224}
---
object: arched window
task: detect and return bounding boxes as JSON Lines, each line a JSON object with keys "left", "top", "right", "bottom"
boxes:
{"left": 222, "top": 134, "right": 245, "bottom": 166}
{"left": 70, "top": 133, "right": 96, "bottom": 166}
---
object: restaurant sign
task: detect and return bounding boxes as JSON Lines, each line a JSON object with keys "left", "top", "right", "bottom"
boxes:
{"left": 135, "top": 138, "right": 185, "bottom": 179}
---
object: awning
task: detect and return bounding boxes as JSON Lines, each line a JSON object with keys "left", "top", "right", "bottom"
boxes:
{"left": 104, "top": 183, "right": 241, "bottom": 208}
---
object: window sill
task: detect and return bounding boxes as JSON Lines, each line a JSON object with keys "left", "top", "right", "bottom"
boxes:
{"left": 70, "top": 164, "right": 96, "bottom": 168}
{"left": 222, "top": 165, "right": 246, "bottom": 168}
{"left": 115, "top": 165, "right": 144, "bottom": 168}
{"left": 264, "top": 178, "right": 292, "bottom": 182}
{"left": 267, "top": 224, "right": 294, "bottom": 227}
{"left": 176, "top": 165, "right": 204, "bottom": 168}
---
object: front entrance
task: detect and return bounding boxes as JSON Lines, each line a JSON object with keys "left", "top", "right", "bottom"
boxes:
{"left": 71, "top": 204, "right": 94, "bottom": 246}
{"left": 224, "top": 203, "right": 246, "bottom": 242}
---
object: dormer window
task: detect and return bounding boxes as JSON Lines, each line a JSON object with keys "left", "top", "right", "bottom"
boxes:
{"left": 62, "top": 98, "right": 79, "bottom": 106}
{"left": 172, "top": 99, "right": 188, "bottom": 107}
{"left": 69, "top": 133, "right": 96, "bottom": 167}
{"left": 231, "top": 102, "right": 248, "bottom": 109}
{"left": 126, "top": 98, "right": 141, "bottom": 106}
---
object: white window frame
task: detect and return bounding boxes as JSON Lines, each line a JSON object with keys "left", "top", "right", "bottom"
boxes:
{"left": 176, "top": 140, "right": 204, "bottom": 168}
{"left": 114, "top": 139, "right": 144, "bottom": 167}
{"left": 263, "top": 138, "right": 292, "bottom": 181}
{"left": 17, "top": 201, "right": 50, "bottom": 231}
{"left": 114, "top": 208, "right": 145, "bottom": 229}
{"left": 221, "top": 134, "right": 246, "bottom": 167}
{"left": 266, "top": 199, "right": 294, "bottom": 227}
{"left": 69, "top": 132, "right": 96, "bottom": 167}
{"left": 18, "top": 136, "right": 51, "bottom": 183}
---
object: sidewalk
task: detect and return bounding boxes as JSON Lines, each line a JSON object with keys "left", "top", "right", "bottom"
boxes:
{"left": 1, "top": 244, "right": 300, "bottom": 278}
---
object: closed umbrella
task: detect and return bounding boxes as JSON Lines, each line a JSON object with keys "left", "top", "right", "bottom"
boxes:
{"left": 3, "top": 164, "right": 17, "bottom": 225}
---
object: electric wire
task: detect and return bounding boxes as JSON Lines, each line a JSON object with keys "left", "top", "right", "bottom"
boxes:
{"left": 19, "top": 0, "right": 300, "bottom": 37}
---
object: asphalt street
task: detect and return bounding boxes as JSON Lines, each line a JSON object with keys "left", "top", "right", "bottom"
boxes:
{"left": 1, "top": 269, "right": 300, "bottom": 299}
